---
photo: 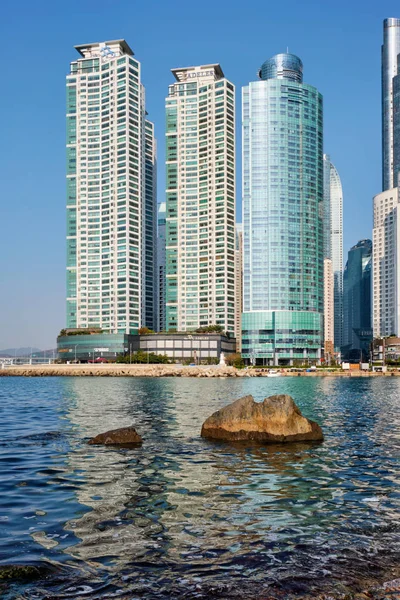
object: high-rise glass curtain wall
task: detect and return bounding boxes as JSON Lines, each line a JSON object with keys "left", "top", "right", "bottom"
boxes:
{"left": 242, "top": 54, "right": 324, "bottom": 365}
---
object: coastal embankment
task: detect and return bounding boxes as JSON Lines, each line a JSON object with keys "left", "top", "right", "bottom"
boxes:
{"left": 0, "top": 364, "right": 398, "bottom": 377}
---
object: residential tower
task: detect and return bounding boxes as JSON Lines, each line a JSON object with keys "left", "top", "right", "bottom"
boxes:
{"left": 241, "top": 53, "right": 324, "bottom": 365}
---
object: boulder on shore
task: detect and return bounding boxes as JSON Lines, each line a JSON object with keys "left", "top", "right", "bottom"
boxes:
{"left": 88, "top": 426, "right": 142, "bottom": 446}
{"left": 201, "top": 394, "right": 323, "bottom": 443}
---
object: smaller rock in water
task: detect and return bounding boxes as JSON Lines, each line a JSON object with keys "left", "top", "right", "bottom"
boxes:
{"left": 201, "top": 394, "right": 323, "bottom": 443}
{"left": 88, "top": 426, "right": 142, "bottom": 446}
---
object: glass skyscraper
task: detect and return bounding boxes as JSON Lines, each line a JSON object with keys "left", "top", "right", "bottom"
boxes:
{"left": 342, "top": 239, "right": 372, "bottom": 361}
{"left": 66, "top": 40, "right": 157, "bottom": 334}
{"left": 382, "top": 18, "right": 400, "bottom": 191}
{"left": 323, "top": 154, "right": 343, "bottom": 349}
{"left": 372, "top": 19, "right": 400, "bottom": 347}
{"left": 242, "top": 54, "right": 324, "bottom": 365}
{"left": 165, "top": 65, "right": 235, "bottom": 334}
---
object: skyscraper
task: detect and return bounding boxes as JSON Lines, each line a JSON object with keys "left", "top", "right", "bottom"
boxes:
{"left": 323, "top": 154, "right": 343, "bottom": 349}
{"left": 342, "top": 239, "right": 372, "bottom": 360}
{"left": 66, "top": 40, "right": 157, "bottom": 333}
{"left": 234, "top": 224, "right": 243, "bottom": 352}
{"left": 165, "top": 65, "right": 235, "bottom": 334}
{"left": 372, "top": 18, "right": 400, "bottom": 347}
{"left": 323, "top": 258, "right": 334, "bottom": 359}
{"left": 373, "top": 187, "right": 400, "bottom": 337}
{"left": 157, "top": 202, "right": 166, "bottom": 332}
{"left": 241, "top": 53, "right": 324, "bottom": 366}
{"left": 382, "top": 18, "right": 400, "bottom": 191}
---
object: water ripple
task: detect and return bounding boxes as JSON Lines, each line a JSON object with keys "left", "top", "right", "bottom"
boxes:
{"left": 0, "top": 376, "right": 399, "bottom": 598}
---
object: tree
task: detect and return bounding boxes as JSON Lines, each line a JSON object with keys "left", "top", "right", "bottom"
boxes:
{"left": 225, "top": 353, "right": 245, "bottom": 368}
{"left": 116, "top": 351, "right": 169, "bottom": 364}
{"left": 138, "top": 327, "right": 154, "bottom": 335}
{"left": 195, "top": 324, "right": 224, "bottom": 334}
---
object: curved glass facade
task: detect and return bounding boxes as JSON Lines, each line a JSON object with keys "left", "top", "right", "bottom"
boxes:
{"left": 241, "top": 311, "right": 323, "bottom": 364}
{"left": 57, "top": 333, "right": 138, "bottom": 361}
{"left": 259, "top": 53, "right": 303, "bottom": 83}
{"left": 242, "top": 55, "right": 323, "bottom": 365}
{"left": 323, "top": 155, "right": 343, "bottom": 349}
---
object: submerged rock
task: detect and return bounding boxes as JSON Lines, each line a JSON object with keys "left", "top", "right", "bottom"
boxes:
{"left": 88, "top": 426, "right": 142, "bottom": 446}
{"left": 201, "top": 394, "right": 323, "bottom": 443}
{"left": 0, "top": 564, "right": 44, "bottom": 581}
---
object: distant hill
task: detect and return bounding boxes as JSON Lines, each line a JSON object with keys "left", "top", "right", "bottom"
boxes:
{"left": 0, "top": 347, "right": 41, "bottom": 357}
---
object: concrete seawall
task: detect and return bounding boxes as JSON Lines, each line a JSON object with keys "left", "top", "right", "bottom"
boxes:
{"left": 0, "top": 364, "right": 398, "bottom": 378}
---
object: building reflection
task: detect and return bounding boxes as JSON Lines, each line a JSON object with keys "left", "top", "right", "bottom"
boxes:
{"left": 60, "top": 377, "right": 326, "bottom": 572}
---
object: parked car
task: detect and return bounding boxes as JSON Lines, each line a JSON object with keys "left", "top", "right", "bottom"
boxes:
{"left": 88, "top": 357, "right": 108, "bottom": 363}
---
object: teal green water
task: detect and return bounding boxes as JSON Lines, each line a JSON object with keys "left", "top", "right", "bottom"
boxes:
{"left": 0, "top": 376, "right": 399, "bottom": 598}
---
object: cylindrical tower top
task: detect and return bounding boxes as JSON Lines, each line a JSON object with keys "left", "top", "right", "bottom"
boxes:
{"left": 258, "top": 53, "right": 303, "bottom": 83}
{"left": 384, "top": 18, "right": 400, "bottom": 28}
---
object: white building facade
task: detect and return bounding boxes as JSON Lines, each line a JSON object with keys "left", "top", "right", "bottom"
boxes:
{"left": 165, "top": 65, "right": 236, "bottom": 334}
{"left": 66, "top": 40, "right": 157, "bottom": 333}
{"left": 235, "top": 224, "right": 243, "bottom": 351}
{"left": 157, "top": 202, "right": 166, "bottom": 332}
{"left": 323, "top": 258, "right": 334, "bottom": 350}
{"left": 323, "top": 154, "right": 343, "bottom": 350}
{"left": 373, "top": 187, "right": 400, "bottom": 337}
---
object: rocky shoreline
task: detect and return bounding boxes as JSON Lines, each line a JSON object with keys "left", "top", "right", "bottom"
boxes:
{"left": 0, "top": 364, "right": 399, "bottom": 377}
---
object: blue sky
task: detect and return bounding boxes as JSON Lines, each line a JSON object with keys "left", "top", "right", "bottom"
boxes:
{"left": 0, "top": 0, "right": 395, "bottom": 349}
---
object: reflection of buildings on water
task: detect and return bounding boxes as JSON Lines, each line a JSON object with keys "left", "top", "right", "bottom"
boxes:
{"left": 61, "top": 377, "right": 171, "bottom": 567}
{"left": 159, "top": 439, "right": 323, "bottom": 563}
{"left": 61, "top": 377, "right": 331, "bottom": 571}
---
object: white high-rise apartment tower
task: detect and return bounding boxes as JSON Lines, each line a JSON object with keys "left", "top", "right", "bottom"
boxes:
{"left": 157, "top": 202, "right": 166, "bottom": 332}
{"left": 373, "top": 187, "right": 400, "bottom": 337}
{"left": 66, "top": 40, "right": 157, "bottom": 333}
{"left": 323, "top": 154, "right": 343, "bottom": 350}
{"left": 235, "top": 224, "right": 243, "bottom": 351}
{"left": 165, "top": 65, "right": 235, "bottom": 334}
{"left": 323, "top": 258, "right": 334, "bottom": 356}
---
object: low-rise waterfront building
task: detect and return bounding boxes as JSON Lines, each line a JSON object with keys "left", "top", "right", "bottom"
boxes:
{"left": 371, "top": 336, "right": 400, "bottom": 364}
{"left": 241, "top": 311, "right": 322, "bottom": 366}
{"left": 57, "top": 331, "right": 139, "bottom": 362}
{"left": 57, "top": 330, "right": 236, "bottom": 363}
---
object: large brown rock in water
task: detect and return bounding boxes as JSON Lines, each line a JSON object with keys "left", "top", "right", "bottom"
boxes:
{"left": 88, "top": 426, "right": 142, "bottom": 446}
{"left": 201, "top": 394, "right": 323, "bottom": 442}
